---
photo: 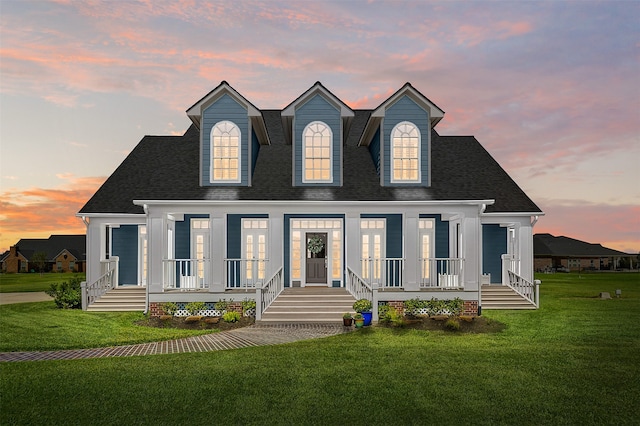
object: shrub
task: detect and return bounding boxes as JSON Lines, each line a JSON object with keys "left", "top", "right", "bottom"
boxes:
{"left": 353, "top": 298, "right": 372, "bottom": 313}
{"left": 45, "top": 276, "right": 82, "bottom": 309}
{"left": 185, "top": 301, "right": 205, "bottom": 316}
{"left": 214, "top": 299, "right": 229, "bottom": 313}
{"left": 378, "top": 304, "right": 392, "bottom": 322}
{"left": 241, "top": 299, "right": 256, "bottom": 316}
{"left": 223, "top": 311, "right": 241, "bottom": 323}
{"left": 160, "top": 302, "right": 178, "bottom": 316}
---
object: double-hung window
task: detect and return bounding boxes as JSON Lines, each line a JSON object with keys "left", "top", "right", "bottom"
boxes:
{"left": 211, "top": 120, "right": 240, "bottom": 182}
{"left": 303, "top": 121, "right": 332, "bottom": 183}
{"left": 391, "top": 121, "right": 420, "bottom": 182}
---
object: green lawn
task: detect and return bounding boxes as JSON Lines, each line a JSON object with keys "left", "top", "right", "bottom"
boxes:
{"left": 0, "top": 272, "right": 85, "bottom": 293}
{"left": 1, "top": 272, "right": 639, "bottom": 425}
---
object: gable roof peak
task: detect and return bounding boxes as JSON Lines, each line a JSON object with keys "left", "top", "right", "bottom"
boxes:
{"left": 371, "top": 83, "right": 445, "bottom": 125}
{"left": 281, "top": 82, "right": 354, "bottom": 118}
{"left": 186, "top": 80, "right": 262, "bottom": 128}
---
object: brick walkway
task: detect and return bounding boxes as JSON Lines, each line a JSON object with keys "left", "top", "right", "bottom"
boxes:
{"left": 0, "top": 323, "right": 353, "bottom": 363}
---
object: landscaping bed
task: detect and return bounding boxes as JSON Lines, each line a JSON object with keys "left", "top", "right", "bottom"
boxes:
{"left": 377, "top": 315, "right": 506, "bottom": 333}
{"left": 136, "top": 315, "right": 254, "bottom": 331}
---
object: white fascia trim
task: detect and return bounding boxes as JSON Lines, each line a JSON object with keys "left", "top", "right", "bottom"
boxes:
{"left": 134, "top": 199, "right": 496, "bottom": 208}
{"left": 481, "top": 211, "right": 545, "bottom": 217}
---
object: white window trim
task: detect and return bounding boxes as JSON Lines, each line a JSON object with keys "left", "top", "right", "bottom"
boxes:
{"left": 390, "top": 121, "right": 421, "bottom": 183}
{"left": 302, "top": 121, "right": 333, "bottom": 184}
{"left": 210, "top": 120, "right": 241, "bottom": 183}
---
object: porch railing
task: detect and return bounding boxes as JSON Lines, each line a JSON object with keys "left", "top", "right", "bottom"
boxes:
{"left": 507, "top": 270, "right": 540, "bottom": 308}
{"left": 502, "top": 254, "right": 520, "bottom": 279}
{"left": 225, "top": 259, "right": 269, "bottom": 290}
{"left": 360, "top": 258, "right": 405, "bottom": 288}
{"left": 346, "top": 267, "right": 373, "bottom": 301}
{"left": 418, "top": 258, "right": 464, "bottom": 289}
{"left": 256, "top": 267, "right": 283, "bottom": 320}
{"left": 81, "top": 256, "right": 119, "bottom": 310}
{"left": 163, "top": 259, "right": 210, "bottom": 290}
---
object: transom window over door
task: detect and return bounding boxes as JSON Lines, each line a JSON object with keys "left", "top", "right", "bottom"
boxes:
{"left": 210, "top": 120, "right": 241, "bottom": 182}
{"left": 303, "top": 121, "right": 332, "bottom": 183}
{"left": 391, "top": 121, "right": 420, "bottom": 182}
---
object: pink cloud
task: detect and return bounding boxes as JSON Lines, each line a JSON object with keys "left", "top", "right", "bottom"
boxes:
{"left": 0, "top": 177, "right": 106, "bottom": 253}
{"left": 456, "top": 20, "right": 533, "bottom": 46}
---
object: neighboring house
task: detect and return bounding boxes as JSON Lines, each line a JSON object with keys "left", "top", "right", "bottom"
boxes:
{"left": 1, "top": 235, "right": 86, "bottom": 273}
{"left": 78, "top": 81, "right": 543, "bottom": 318}
{"left": 534, "top": 233, "right": 632, "bottom": 272}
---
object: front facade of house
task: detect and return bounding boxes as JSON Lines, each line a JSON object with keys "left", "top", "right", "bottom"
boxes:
{"left": 78, "top": 82, "right": 542, "bottom": 318}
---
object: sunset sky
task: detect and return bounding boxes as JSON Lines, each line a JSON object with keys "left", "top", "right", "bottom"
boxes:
{"left": 1, "top": 0, "right": 638, "bottom": 254}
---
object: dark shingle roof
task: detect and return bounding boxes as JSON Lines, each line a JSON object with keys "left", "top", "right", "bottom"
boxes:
{"left": 8, "top": 235, "right": 86, "bottom": 261}
{"left": 534, "top": 233, "right": 629, "bottom": 257}
{"left": 79, "top": 110, "right": 541, "bottom": 214}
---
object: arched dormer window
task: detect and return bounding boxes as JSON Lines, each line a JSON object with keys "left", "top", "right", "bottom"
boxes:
{"left": 303, "top": 121, "right": 333, "bottom": 183}
{"left": 391, "top": 121, "right": 420, "bottom": 182}
{"left": 210, "top": 120, "right": 241, "bottom": 182}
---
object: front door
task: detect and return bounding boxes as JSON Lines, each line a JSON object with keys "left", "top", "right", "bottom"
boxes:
{"left": 306, "top": 232, "right": 327, "bottom": 285}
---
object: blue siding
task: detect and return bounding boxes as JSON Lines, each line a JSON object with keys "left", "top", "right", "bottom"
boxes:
{"left": 251, "top": 128, "right": 260, "bottom": 177}
{"left": 111, "top": 225, "right": 138, "bottom": 285}
{"left": 483, "top": 224, "right": 507, "bottom": 283}
{"left": 368, "top": 127, "right": 381, "bottom": 176}
{"left": 202, "top": 94, "right": 249, "bottom": 186}
{"left": 175, "top": 214, "right": 209, "bottom": 260}
{"left": 383, "top": 96, "right": 430, "bottom": 186}
{"left": 419, "top": 214, "right": 449, "bottom": 258}
{"left": 294, "top": 94, "right": 341, "bottom": 186}
{"left": 284, "top": 214, "right": 345, "bottom": 287}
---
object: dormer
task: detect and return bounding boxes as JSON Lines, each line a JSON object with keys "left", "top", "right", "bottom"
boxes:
{"left": 281, "top": 82, "right": 355, "bottom": 186}
{"left": 359, "top": 83, "right": 444, "bottom": 187}
{"left": 186, "top": 81, "right": 269, "bottom": 187}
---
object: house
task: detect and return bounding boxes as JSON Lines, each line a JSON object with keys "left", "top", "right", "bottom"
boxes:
{"left": 78, "top": 81, "right": 543, "bottom": 319}
{"left": 534, "top": 233, "right": 633, "bottom": 272}
{"left": 1, "top": 235, "right": 86, "bottom": 273}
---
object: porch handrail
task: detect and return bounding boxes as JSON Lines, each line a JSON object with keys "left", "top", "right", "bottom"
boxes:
{"left": 163, "top": 259, "right": 210, "bottom": 290}
{"left": 346, "top": 267, "right": 373, "bottom": 301}
{"left": 81, "top": 257, "right": 119, "bottom": 310}
{"left": 418, "top": 258, "right": 464, "bottom": 289}
{"left": 360, "top": 258, "right": 405, "bottom": 288}
{"left": 224, "top": 258, "right": 269, "bottom": 291}
{"left": 506, "top": 270, "right": 540, "bottom": 307}
{"left": 256, "top": 267, "right": 283, "bottom": 320}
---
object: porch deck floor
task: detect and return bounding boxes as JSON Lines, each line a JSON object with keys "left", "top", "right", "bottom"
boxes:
{"left": 0, "top": 323, "right": 354, "bottom": 363}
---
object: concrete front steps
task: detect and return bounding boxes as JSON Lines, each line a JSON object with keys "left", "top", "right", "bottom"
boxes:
{"left": 481, "top": 285, "right": 537, "bottom": 310}
{"left": 261, "top": 287, "right": 356, "bottom": 322}
{"left": 86, "top": 286, "right": 146, "bottom": 312}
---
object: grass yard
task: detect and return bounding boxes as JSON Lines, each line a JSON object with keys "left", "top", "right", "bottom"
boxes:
{"left": 1, "top": 272, "right": 639, "bottom": 425}
{"left": 0, "top": 272, "right": 85, "bottom": 293}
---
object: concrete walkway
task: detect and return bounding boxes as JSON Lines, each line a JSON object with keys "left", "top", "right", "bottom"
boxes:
{"left": 0, "top": 292, "right": 53, "bottom": 305}
{"left": 0, "top": 323, "right": 353, "bottom": 363}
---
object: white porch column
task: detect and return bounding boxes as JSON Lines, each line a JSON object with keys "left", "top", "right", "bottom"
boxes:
{"left": 404, "top": 213, "right": 418, "bottom": 291}
{"left": 147, "top": 213, "right": 165, "bottom": 294}
{"left": 519, "top": 221, "right": 535, "bottom": 282}
{"left": 345, "top": 212, "right": 360, "bottom": 275}
{"left": 209, "top": 213, "right": 225, "bottom": 292}
{"left": 85, "top": 220, "right": 102, "bottom": 285}
{"left": 270, "top": 213, "right": 284, "bottom": 279}
{"left": 463, "top": 214, "right": 481, "bottom": 291}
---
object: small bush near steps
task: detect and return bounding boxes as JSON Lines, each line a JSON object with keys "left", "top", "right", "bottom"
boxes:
{"left": 45, "top": 276, "right": 82, "bottom": 309}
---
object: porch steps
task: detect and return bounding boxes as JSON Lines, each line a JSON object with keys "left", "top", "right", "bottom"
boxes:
{"left": 86, "top": 286, "right": 146, "bottom": 312}
{"left": 481, "top": 285, "right": 536, "bottom": 310}
{"left": 261, "top": 287, "right": 356, "bottom": 323}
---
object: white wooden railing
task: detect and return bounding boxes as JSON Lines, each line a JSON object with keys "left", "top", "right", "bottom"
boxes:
{"left": 163, "top": 259, "right": 209, "bottom": 290}
{"left": 507, "top": 270, "right": 540, "bottom": 307}
{"left": 346, "top": 267, "right": 373, "bottom": 301}
{"left": 255, "top": 267, "right": 283, "bottom": 320}
{"left": 81, "top": 257, "right": 119, "bottom": 310}
{"left": 502, "top": 254, "right": 520, "bottom": 279}
{"left": 360, "top": 258, "right": 405, "bottom": 288}
{"left": 418, "top": 258, "right": 464, "bottom": 289}
{"left": 225, "top": 259, "right": 269, "bottom": 290}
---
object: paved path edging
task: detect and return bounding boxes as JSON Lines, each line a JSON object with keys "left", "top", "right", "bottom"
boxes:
{"left": 0, "top": 323, "right": 354, "bottom": 363}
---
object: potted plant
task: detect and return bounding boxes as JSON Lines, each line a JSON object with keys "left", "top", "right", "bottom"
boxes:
{"left": 353, "top": 298, "right": 373, "bottom": 326}
{"left": 354, "top": 313, "right": 364, "bottom": 328}
{"left": 342, "top": 312, "right": 353, "bottom": 327}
